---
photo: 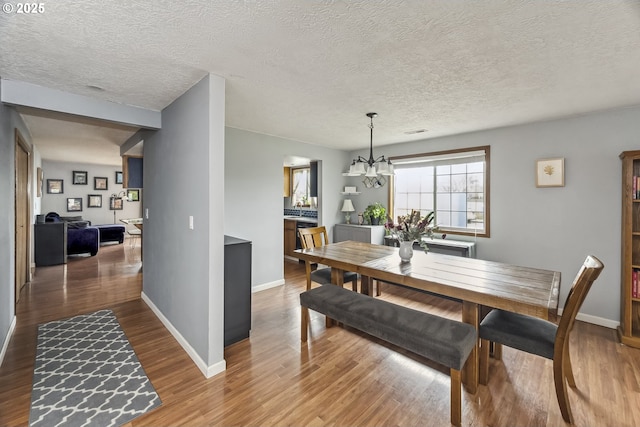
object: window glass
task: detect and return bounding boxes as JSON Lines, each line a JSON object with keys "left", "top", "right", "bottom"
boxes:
{"left": 291, "top": 167, "right": 310, "bottom": 205}
{"left": 390, "top": 147, "right": 489, "bottom": 237}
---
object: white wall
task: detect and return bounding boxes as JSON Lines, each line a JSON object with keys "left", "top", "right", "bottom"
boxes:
{"left": 349, "top": 106, "right": 640, "bottom": 326}
{"left": 224, "top": 127, "right": 351, "bottom": 290}
{"left": 143, "top": 74, "right": 225, "bottom": 373}
{"left": 41, "top": 160, "right": 142, "bottom": 225}
{"left": 0, "top": 99, "right": 33, "bottom": 362}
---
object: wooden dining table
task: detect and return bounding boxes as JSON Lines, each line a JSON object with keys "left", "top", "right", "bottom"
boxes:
{"left": 295, "top": 240, "right": 561, "bottom": 394}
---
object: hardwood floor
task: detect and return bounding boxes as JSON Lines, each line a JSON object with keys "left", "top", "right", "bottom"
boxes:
{"left": 1, "top": 244, "right": 639, "bottom": 426}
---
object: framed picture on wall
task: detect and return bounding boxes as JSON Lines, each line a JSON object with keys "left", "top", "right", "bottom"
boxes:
{"left": 67, "top": 198, "right": 83, "bottom": 212}
{"left": 72, "top": 170, "right": 88, "bottom": 185}
{"left": 115, "top": 171, "right": 123, "bottom": 184}
{"left": 127, "top": 189, "right": 140, "bottom": 202}
{"left": 94, "top": 177, "right": 108, "bottom": 190}
{"left": 88, "top": 194, "right": 102, "bottom": 208}
{"left": 536, "top": 158, "right": 565, "bottom": 187}
{"left": 47, "top": 179, "right": 63, "bottom": 194}
{"left": 109, "top": 197, "right": 123, "bottom": 210}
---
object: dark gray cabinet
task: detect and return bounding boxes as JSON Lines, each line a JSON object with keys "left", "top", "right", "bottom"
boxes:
{"left": 35, "top": 222, "right": 67, "bottom": 266}
{"left": 309, "top": 161, "right": 318, "bottom": 197}
{"left": 224, "top": 235, "right": 252, "bottom": 346}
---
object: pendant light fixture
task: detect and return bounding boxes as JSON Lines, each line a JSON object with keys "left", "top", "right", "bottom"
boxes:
{"left": 344, "top": 112, "right": 394, "bottom": 179}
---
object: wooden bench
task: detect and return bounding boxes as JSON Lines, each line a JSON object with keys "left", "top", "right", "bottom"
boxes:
{"left": 300, "top": 284, "right": 476, "bottom": 426}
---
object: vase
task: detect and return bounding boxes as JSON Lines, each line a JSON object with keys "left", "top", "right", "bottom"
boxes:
{"left": 398, "top": 240, "right": 414, "bottom": 262}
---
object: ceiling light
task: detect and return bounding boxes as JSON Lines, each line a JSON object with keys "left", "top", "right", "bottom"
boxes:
{"left": 344, "top": 113, "right": 394, "bottom": 181}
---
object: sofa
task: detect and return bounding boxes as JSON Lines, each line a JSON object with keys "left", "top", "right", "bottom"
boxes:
{"left": 45, "top": 212, "right": 99, "bottom": 256}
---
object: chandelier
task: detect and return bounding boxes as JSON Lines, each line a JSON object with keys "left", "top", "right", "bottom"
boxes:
{"left": 345, "top": 113, "right": 394, "bottom": 180}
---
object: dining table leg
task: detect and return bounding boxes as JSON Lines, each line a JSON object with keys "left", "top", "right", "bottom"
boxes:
{"left": 327, "top": 268, "right": 345, "bottom": 327}
{"left": 461, "top": 301, "right": 479, "bottom": 394}
{"left": 360, "top": 275, "right": 372, "bottom": 295}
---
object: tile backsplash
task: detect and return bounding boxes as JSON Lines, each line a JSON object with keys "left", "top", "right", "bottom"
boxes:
{"left": 284, "top": 209, "right": 318, "bottom": 219}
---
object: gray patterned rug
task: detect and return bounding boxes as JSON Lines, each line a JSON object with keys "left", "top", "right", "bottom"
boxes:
{"left": 29, "top": 309, "right": 161, "bottom": 427}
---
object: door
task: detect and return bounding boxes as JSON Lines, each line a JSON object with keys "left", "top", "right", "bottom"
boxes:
{"left": 15, "top": 130, "right": 31, "bottom": 304}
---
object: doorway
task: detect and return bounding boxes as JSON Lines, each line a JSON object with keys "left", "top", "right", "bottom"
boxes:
{"left": 15, "top": 129, "right": 31, "bottom": 304}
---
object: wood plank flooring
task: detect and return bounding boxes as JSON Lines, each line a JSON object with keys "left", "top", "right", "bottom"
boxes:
{"left": 1, "top": 243, "right": 639, "bottom": 426}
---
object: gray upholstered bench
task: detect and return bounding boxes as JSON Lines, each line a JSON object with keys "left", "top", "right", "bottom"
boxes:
{"left": 300, "top": 285, "right": 476, "bottom": 426}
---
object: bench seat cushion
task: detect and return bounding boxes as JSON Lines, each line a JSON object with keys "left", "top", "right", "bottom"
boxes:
{"left": 300, "top": 285, "right": 476, "bottom": 371}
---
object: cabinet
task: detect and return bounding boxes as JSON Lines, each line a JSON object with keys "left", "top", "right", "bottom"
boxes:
{"left": 283, "top": 167, "right": 291, "bottom": 197}
{"left": 224, "top": 236, "right": 252, "bottom": 346}
{"left": 284, "top": 219, "right": 297, "bottom": 257}
{"left": 618, "top": 151, "right": 640, "bottom": 348}
{"left": 309, "top": 161, "right": 318, "bottom": 197}
{"left": 35, "top": 222, "right": 67, "bottom": 266}
{"left": 334, "top": 224, "right": 385, "bottom": 245}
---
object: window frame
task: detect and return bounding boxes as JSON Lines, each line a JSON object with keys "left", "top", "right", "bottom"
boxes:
{"left": 388, "top": 145, "right": 490, "bottom": 238}
{"left": 291, "top": 166, "right": 311, "bottom": 206}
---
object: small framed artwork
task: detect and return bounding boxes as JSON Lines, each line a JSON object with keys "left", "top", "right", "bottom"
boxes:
{"left": 94, "top": 177, "right": 108, "bottom": 190}
{"left": 115, "top": 171, "right": 123, "bottom": 184}
{"left": 127, "top": 189, "right": 140, "bottom": 202}
{"left": 47, "top": 179, "right": 64, "bottom": 194}
{"left": 72, "top": 170, "right": 88, "bottom": 185}
{"left": 110, "top": 197, "right": 123, "bottom": 210}
{"left": 88, "top": 194, "right": 102, "bottom": 208}
{"left": 67, "top": 197, "right": 83, "bottom": 212}
{"left": 536, "top": 158, "right": 565, "bottom": 188}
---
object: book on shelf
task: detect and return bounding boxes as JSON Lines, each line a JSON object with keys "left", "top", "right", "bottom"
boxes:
{"left": 633, "top": 269, "right": 639, "bottom": 298}
{"left": 634, "top": 175, "right": 637, "bottom": 200}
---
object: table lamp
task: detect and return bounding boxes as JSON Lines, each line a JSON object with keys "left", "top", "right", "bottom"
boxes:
{"left": 341, "top": 199, "right": 355, "bottom": 224}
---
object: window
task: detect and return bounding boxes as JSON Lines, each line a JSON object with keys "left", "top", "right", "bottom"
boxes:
{"left": 291, "top": 167, "right": 311, "bottom": 206}
{"left": 389, "top": 146, "right": 490, "bottom": 237}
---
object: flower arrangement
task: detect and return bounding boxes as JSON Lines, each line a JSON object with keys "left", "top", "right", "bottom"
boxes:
{"left": 384, "top": 210, "right": 444, "bottom": 249}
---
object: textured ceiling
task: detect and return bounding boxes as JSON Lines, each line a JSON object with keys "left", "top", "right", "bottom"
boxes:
{"left": 2, "top": 1, "right": 640, "bottom": 164}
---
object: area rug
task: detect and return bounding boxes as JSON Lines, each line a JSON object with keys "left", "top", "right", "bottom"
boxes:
{"left": 29, "top": 309, "right": 161, "bottom": 427}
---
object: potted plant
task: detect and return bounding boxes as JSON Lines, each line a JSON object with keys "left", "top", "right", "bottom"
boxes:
{"left": 364, "top": 202, "right": 386, "bottom": 225}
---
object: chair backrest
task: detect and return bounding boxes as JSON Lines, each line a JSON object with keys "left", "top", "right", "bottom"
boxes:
{"left": 298, "top": 226, "right": 329, "bottom": 250}
{"left": 555, "top": 255, "right": 604, "bottom": 353}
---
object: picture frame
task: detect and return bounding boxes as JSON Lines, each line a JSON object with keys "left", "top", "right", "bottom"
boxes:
{"left": 47, "top": 179, "right": 64, "bottom": 194}
{"left": 109, "top": 197, "right": 123, "bottom": 210}
{"left": 87, "top": 194, "right": 102, "bottom": 208}
{"left": 115, "top": 171, "right": 123, "bottom": 185}
{"left": 536, "top": 158, "right": 565, "bottom": 188}
{"left": 72, "top": 170, "right": 88, "bottom": 185}
{"left": 127, "top": 189, "right": 140, "bottom": 202}
{"left": 94, "top": 177, "right": 108, "bottom": 190}
{"left": 67, "top": 197, "right": 83, "bottom": 212}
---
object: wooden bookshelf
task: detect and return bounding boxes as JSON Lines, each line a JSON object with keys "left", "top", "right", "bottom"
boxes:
{"left": 618, "top": 151, "right": 640, "bottom": 348}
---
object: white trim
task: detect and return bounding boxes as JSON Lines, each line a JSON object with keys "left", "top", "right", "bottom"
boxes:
{"left": 141, "top": 292, "right": 226, "bottom": 379}
{"left": 0, "top": 316, "right": 17, "bottom": 367}
{"left": 252, "top": 278, "right": 285, "bottom": 293}
{"left": 558, "top": 308, "right": 619, "bottom": 329}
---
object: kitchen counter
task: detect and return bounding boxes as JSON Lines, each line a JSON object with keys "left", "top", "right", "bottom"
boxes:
{"left": 283, "top": 216, "right": 318, "bottom": 224}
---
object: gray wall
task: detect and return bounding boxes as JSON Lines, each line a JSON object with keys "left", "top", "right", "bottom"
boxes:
{"left": 143, "top": 74, "right": 225, "bottom": 367}
{"left": 41, "top": 160, "right": 142, "bottom": 225}
{"left": 350, "top": 106, "right": 640, "bottom": 325}
{"left": 0, "top": 97, "right": 33, "bottom": 356}
{"left": 224, "top": 127, "right": 351, "bottom": 290}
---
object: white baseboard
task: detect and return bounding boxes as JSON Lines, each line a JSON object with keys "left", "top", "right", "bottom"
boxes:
{"left": 140, "top": 292, "right": 226, "bottom": 379}
{"left": 0, "top": 316, "right": 17, "bottom": 368}
{"left": 558, "top": 308, "right": 619, "bottom": 329}
{"left": 252, "top": 278, "right": 284, "bottom": 293}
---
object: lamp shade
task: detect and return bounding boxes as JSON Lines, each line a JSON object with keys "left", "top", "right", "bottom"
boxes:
{"left": 341, "top": 199, "right": 355, "bottom": 212}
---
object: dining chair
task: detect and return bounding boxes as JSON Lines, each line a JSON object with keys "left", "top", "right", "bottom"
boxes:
{"left": 478, "top": 255, "right": 604, "bottom": 424}
{"left": 298, "top": 226, "right": 358, "bottom": 291}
